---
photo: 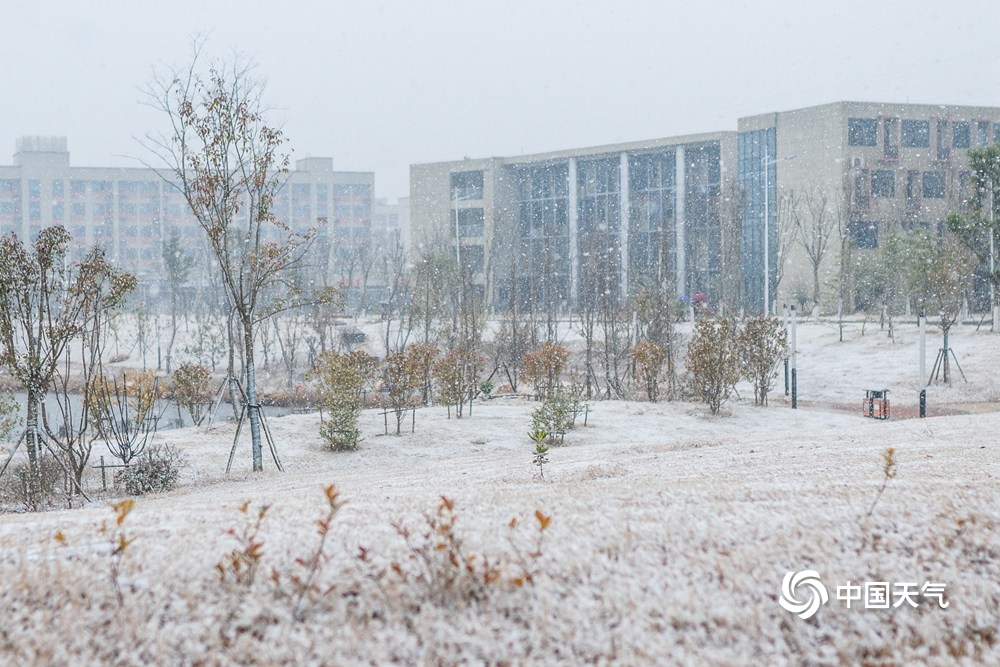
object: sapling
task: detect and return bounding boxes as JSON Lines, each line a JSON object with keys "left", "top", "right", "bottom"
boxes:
{"left": 529, "top": 429, "right": 550, "bottom": 479}
{"left": 100, "top": 498, "right": 135, "bottom": 607}
{"left": 288, "top": 484, "right": 345, "bottom": 620}
{"left": 865, "top": 447, "right": 897, "bottom": 522}
{"left": 217, "top": 501, "right": 270, "bottom": 586}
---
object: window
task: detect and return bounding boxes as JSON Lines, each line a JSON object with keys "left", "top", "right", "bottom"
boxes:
{"left": 848, "top": 118, "right": 878, "bottom": 146}
{"left": 883, "top": 117, "right": 900, "bottom": 159}
{"left": 922, "top": 171, "right": 946, "bottom": 198}
{"left": 848, "top": 220, "right": 878, "bottom": 248}
{"left": 460, "top": 244, "right": 484, "bottom": 273}
{"left": 451, "top": 207, "right": 484, "bottom": 237}
{"left": 978, "top": 121, "right": 991, "bottom": 147}
{"left": 953, "top": 121, "right": 971, "bottom": 149}
{"left": 450, "top": 171, "right": 484, "bottom": 200}
{"left": 936, "top": 120, "right": 951, "bottom": 160}
{"left": 901, "top": 120, "right": 930, "bottom": 148}
{"left": 871, "top": 170, "right": 895, "bottom": 198}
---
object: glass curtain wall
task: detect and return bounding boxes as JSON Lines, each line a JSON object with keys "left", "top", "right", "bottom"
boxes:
{"left": 628, "top": 151, "right": 676, "bottom": 293}
{"left": 577, "top": 157, "right": 622, "bottom": 307}
{"left": 514, "top": 163, "right": 570, "bottom": 314}
{"left": 684, "top": 144, "right": 722, "bottom": 300}
{"left": 738, "top": 127, "right": 775, "bottom": 313}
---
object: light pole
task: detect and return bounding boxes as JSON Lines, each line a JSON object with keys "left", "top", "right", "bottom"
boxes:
{"left": 991, "top": 185, "right": 997, "bottom": 332}
{"left": 762, "top": 151, "right": 796, "bottom": 315}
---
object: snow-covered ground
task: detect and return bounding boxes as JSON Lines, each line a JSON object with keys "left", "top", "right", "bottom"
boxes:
{"left": 0, "top": 317, "right": 998, "bottom": 665}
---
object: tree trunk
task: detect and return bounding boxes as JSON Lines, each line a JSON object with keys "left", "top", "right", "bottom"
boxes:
{"left": 166, "top": 291, "right": 178, "bottom": 374}
{"left": 243, "top": 316, "right": 263, "bottom": 471}
{"left": 25, "top": 388, "right": 40, "bottom": 468}
{"left": 942, "top": 327, "right": 951, "bottom": 386}
{"left": 226, "top": 309, "right": 240, "bottom": 420}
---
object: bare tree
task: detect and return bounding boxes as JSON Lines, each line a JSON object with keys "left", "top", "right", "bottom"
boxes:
{"left": 161, "top": 228, "right": 195, "bottom": 373}
{"left": 905, "top": 230, "right": 975, "bottom": 384}
{"left": 774, "top": 188, "right": 801, "bottom": 304}
{"left": 144, "top": 45, "right": 313, "bottom": 471}
{"left": 0, "top": 227, "right": 134, "bottom": 491}
{"left": 797, "top": 185, "right": 837, "bottom": 311}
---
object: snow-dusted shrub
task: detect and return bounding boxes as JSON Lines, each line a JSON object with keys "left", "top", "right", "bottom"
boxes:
{"left": 686, "top": 315, "right": 741, "bottom": 415}
{"left": 387, "top": 496, "right": 550, "bottom": 604}
{"left": 522, "top": 342, "right": 570, "bottom": 399}
{"left": 383, "top": 350, "right": 421, "bottom": 433}
{"left": 530, "top": 393, "right": 573, "bottom": 443}
{"left": 738, "top": 315, "right": 787, "bottom": 406}
{"left": 171, "top": 363, "right": 214, "bottom": 426}
{"left": 114, "top": 445, "right": 184, "bottom": 495}
{"left": 308, "top": 350, "right": 376, "bottom": 451}
{"left": 0, "top": 456, "right": 63, "bottom": 509}
{"left": 631, "top": 339, "right": 667, "bottom": 402}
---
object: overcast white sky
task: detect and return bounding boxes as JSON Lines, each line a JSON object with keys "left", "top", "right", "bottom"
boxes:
{"left": 2, "top": 0, "right": 998, "bottom": 201}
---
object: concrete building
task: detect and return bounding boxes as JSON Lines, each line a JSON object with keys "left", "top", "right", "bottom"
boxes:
{"left": 410, "top": 101, "right": 1000, "bottom": 314}
{"left": 410, "top": 132, "right": 737, "bottom": 313}
{"left": 0, "top": 137, "right": 374, "bottom": 304}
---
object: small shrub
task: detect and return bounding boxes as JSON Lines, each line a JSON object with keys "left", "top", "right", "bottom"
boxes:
{"left": 114, "top": 445, "right": 185, "bottom": 495}
{"left": 522, "top": 343, "right": 570, "bottom": 399}
{"left": 530, "top": 391, "right": 574, "bottom": 443}
{"left": 217, "top": 501, "right": 270, "bottom": 587}
{"left": 686, "top": 315, "right": 741, "bottom": 415}
{"left": 433, "top": 345, "right": 481, "bottom": 419}
{"left": 738, "top": 316, "right": 787, "bottom": 406}
{"left": 308, "top": 350, "right": 376, "bottom": 451}
{"left": 387, "top": 497, "right": 551, "bottom": 604}
{"left": 631, "top": 339, "right": 667, "bottom": 402}
{"left": 171, "top": 363, "right": 214, "bottom": 426}
{"left": 0, "top": 457, "right": 65, "bottom": 510}
{"left": 383, "top": 349, "right": 421, "bottom": 431}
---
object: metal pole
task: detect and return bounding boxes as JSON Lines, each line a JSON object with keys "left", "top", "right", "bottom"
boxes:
{"left": 783, "top": 303, "right": 790, "bottom": 396}
{"left": 918, "top": 310, "right": 926, "bottom": 388}
{"left": 763, "top": 153, "right": 769, "bottom": 316}
{"left": 991, "top": 186, "right": 997, "bottom": 332}
{"left": 452, "top": 186, "right": 461, "bottom": 266}
{"left": 790, "top": 305, "right": 797, "bottom": 408}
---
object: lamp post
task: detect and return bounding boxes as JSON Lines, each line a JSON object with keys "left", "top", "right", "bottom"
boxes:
{"left": 762, "top": 151, "right": 796, "bottom": 315}
{"left": 991, "top": 185, "right": 996, "bottom": 332}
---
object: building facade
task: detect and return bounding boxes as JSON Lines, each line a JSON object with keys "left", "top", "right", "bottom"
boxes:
{"left": 0, "top": 137, "right": 374, "bottom": 304}
{"left": 741, "top": 101, "right": 1000, "bottom": 314}
{"left": 411, "top": 101, "right": 1000, "bottom": 314}
{"left": 410, "top": 132, "right": 737, "bottom": 313}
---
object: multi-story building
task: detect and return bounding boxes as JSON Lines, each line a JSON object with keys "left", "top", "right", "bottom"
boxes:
{"left": 0, "top": 137, "right": 374, "bottom": 305}
{"left": 411, "top": 101, "right": 1000, "bottom": 314}
{"left": 410, "top": 132, "right": 736, "bottom": 313}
